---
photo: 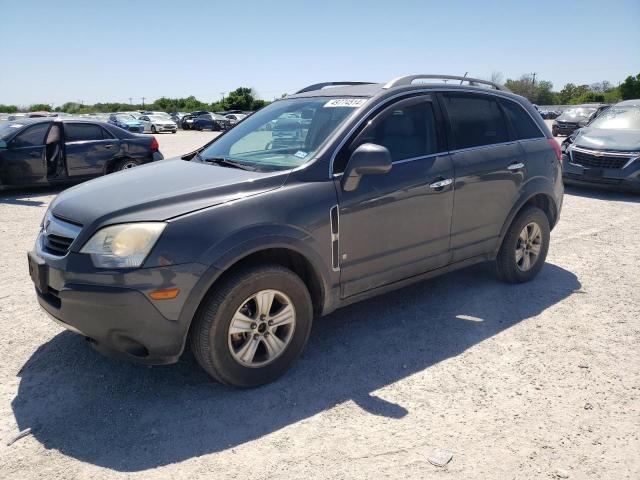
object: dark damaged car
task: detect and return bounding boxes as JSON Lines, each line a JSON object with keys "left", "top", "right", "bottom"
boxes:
{"left": 0, "top": 118, "right": 162, "bottom": 189}
{"left": 562, "top": 100, "right": 640, "bottom": 192}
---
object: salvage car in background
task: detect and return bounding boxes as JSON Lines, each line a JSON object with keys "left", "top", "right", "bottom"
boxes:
{"left": 0, "top": 118, "right": 162, "bottom": 189}
{"left": 561, "top": 99, "right": 640, "bottom": 192}
{"left": 192, "top": 112, "right": 230, "bottom": 131}
{"left": 552, "top": 103, "right": 609, "bottom": 136}
{"left": 108, "top": 113, "right": 144, "bottom": 133}
{"left": 138, "top": 115, "right": 177, "bottom": 134}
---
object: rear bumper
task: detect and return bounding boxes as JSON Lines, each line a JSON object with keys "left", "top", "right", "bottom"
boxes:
{"left": 553, "top": 124, "right": 579, "bottom": 136}
{"left": 562, "top": 155, "right": 640, "bottom": 192}
{"left": 29, "top": 247, "right": 208, "bottom": 364}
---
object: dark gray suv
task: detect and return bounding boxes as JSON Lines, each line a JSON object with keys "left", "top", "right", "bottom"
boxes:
{"left": 28, "top": 75, "right": 564, "bottom": 388}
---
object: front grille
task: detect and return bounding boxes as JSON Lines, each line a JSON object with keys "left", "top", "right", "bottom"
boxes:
{"left": 40, "top": 213, "right": 82, "bottom": 257}
{"left": 43, "top": 233, "right": 74, "bottom": 255}
{"left": 571, "top": 149, "right": 632, "bottom": 169}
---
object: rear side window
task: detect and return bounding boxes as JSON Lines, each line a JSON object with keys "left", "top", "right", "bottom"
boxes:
{"left": 334, "top": 97, "right": 439, "bottom": 173}
{"left": 9, "top": 123, "right": 50, "bottom": 148}
{"left": 500, "top": 99, "right": 543, "bottom": 140}
{"left": 442, "top": 94, "right": 509, "bottom": 149}
{"left": 64, "top": 123, "right": 105, "bottom": 142}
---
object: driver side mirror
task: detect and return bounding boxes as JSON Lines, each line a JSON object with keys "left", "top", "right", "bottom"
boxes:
{"left": 341, "top": 143, "right": 392, "bottom": 192}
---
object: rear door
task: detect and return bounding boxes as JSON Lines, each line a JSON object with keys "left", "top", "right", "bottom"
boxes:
{"left": 63, "top": 123, "right": 120, "bottom": 178}
{"left": 335, "top": 94, "right": 455, "bottom": 297}
{"left": 439, "top": 92, "right": 523, "bottom": 261}
{"left": 0, "top": 122, "right": 51, "bottom": 186}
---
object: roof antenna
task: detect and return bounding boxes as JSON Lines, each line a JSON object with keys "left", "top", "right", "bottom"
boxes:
{"left": 460, "top": 72, "right": 468, "bottom": 85}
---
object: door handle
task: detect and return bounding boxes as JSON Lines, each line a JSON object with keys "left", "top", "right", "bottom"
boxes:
{"left": 507, "top": 162, "right": 525, "bottom": 171}
{"left": 29, "top": 152, "right": 40, "bottom": 157}
{"left": 103, "top": 144, "right": 115, "bottom": 149}
{"left": 429, "top": 178, "right": 453, "bottom": 189}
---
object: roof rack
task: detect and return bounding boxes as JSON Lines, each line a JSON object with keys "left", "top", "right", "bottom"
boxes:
{"left": 295, "top": 82, "right": 375, "bottom": 94}
{"left": 383, "top": 74, "right": 509, "bottom": 92}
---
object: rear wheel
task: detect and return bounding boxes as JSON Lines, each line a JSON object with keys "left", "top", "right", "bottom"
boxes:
{"left": 191, "top": 264, "right": 313, "bottom": 388}
{"left": 151, "top": 125, "right": 157, "bottom": 134}
{"left": 495, "top": 207, "right": 550, "bottom": 283}
{"left": 113, "top": 158, "right": 141, "bottom": 172}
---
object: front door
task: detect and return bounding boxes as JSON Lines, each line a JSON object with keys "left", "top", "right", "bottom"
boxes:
{"left": 334, "top": 95, "right": 454, "bottom": 298}
{"left": 0, "top": 122, "right": 51, "bottom": 187}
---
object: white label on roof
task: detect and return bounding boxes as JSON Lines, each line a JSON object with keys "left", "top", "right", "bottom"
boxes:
{"left": 324, "top": 98, "right": 367, "bottom": 108}
{"left": 10, "top": 124, "right": 23, "bottom": 128}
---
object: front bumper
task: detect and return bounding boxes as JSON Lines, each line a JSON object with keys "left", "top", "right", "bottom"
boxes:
{"left": 156, "top": 125, "right": 177, "bottom": 132}
{"left": 29, "top": 243, "right": 207, "bottom": 364}
{"left": 562, "top": 154, "right": 640, "bottom": 192}
{"left": 553, "top": 123, "right": 580, "bottom": 136}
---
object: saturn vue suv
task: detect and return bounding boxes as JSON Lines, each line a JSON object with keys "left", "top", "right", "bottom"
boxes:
{"left": 28, "top": 75, "right": 564, "bottom": 388}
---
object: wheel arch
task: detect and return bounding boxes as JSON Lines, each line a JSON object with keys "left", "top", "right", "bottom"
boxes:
{"left": 176, "top": 236, "right": 333, "bottom": 357}
{"left": 496, "top": 186, "right": 558, "bottom": 254}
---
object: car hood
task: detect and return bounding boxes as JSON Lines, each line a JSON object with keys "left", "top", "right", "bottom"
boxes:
{"left": 573, "top": 127, "right": 640, "bottom": 152}
{"left": 49, "top": 159, "right": 289, "bottom": 228}
{"left": 556, "top": 113, "right": 590, "bottom": 122}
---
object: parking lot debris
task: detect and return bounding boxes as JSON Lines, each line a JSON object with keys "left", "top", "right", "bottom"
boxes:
{"left": 427, "top": 448, "right": 453, "bottom": 467}
{"left": 6, "top": 427, "right": 33, "bottom": 446}
{"left": 553, "top": 468, "right": 570, "bottom": 478}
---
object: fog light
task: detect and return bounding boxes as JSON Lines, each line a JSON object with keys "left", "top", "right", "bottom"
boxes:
{"left": 149, "top": 288, "right": 180, "bottom": 300}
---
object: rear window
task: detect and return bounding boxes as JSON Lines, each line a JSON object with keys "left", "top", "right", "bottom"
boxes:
{"left": 64, "top": 123, "right": 106, "bottom": 142}
{"left": 442, "top": 94, "right": 509, "bottom": 149}
{"left": 8, "top": 123, "right": 50, "bottom": 148}
{"left": 500, "top": 99, "right": 543, "bottom": 140}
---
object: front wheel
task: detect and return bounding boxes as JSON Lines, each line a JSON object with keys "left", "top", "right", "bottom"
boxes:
{"left": 151, "top": 125, "right": 157, "bottom": 134}
{"left": 495, "top": 207, "right": 550, "bottom": 283}
{"left": 191, "top": 264, "right": 313, "bottom": 388}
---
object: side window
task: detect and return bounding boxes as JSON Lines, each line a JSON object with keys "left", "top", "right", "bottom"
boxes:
{"left": 334, "top": 97, "right": 439, "bottom": 173}
{"left": 442, "top": 94, "right": 509, "bottom": 149}
{"left": 9, "top": 123, "right": 51, "bottom": 148}
{"left": 500, "top": 99, "right": 543, "bottom": 140}
{"left": 64, "top": 123, "right": 104, "bottom": 142}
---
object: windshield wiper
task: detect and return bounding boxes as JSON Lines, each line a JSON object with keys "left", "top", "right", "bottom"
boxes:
{"left": 200, "top": 156, "right": 257, "bottom": 171}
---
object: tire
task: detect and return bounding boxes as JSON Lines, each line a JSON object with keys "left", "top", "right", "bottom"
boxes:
{"left": 151, "top": 125, "right": 157, "bottom": 134}
{"left": 495, "top": 207, "right": 550, "bottom": 284}
{"left": 172, "top": 130, "right": 177, "bottom": 134}
{"left": 113, "top": 157, "right": 141, "bottom": 172}
{"left": 191, "top": 264, "right": 313, "bottom": 388}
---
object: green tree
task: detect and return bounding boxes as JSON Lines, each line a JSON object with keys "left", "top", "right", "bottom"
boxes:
{"left": 619, "top": 74, "right": 640, "bottom": 100}
{"left": 0, "top": 104, "right": 18, "bottom": 113}
{"left": 28, "top": 103, "right": 52, "bottom": 112}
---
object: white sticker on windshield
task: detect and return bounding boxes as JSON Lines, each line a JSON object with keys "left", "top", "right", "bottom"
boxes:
{"left": 294, "top": 151, "right": 308, "bottom": 158}
{"left": 10, "top": 124, "right": 23, "bottom": 128}
{"left": 324, "top": 98, "right": 367, "bottom": 108}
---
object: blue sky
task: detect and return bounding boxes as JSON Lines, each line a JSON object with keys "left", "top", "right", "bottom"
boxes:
{"left": 1, "top": 0, "right": 638, "bottom": 106}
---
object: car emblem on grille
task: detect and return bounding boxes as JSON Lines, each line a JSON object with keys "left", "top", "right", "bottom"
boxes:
{"left": 593, "top": 151, "right": 603, "bottom": 157}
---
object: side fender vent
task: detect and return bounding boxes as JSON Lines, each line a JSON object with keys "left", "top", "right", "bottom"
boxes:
{"left": 330, "top": 206, "right": 339, "bottom": 271}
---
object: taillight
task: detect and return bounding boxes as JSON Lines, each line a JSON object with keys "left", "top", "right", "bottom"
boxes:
{"left": 150, "top": 137, "right": 159, "bottom": 152}
{"left": 548, "top": 138, "right": 561, "bottom": 162}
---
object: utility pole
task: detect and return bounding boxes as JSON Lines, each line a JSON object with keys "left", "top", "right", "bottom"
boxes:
{"left": 141, "top": 97, "right": 146, "bottom": 108}
{"left": 128, "top": 97, "right": 133, "bottom": 105}
{"left": 220, "top": 92, "right": 226, "bottom": 102}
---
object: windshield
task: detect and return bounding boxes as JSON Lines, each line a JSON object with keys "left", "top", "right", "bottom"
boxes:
{"left": 563, "top": 107, "right": 597, "bottom": 118}
{"left": 116, "top": 114, "right": 137, "bottom": 122}
{"left": 589, "top": 106, "right": 640, "bottom": 130}
{"left": 0, "top": 122, "right": 27, "bottom": 140}
{"left": 198, "top": 97, "right": 365, "bottom": 171}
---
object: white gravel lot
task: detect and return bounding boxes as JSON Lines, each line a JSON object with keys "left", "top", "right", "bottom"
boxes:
{"left": 0, "top": 129, "right": 638, "bottom": 479}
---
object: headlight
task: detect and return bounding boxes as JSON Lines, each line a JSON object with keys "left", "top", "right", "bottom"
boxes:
{"left": 80, "top": 223, "right": 166, "bottom": 268}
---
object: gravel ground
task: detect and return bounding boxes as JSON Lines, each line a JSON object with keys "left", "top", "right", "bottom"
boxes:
{"left": 0, "top": 129, "right": 638, "bottom": 479}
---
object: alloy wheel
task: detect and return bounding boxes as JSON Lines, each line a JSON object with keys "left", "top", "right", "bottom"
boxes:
{"left": 227, "top": 289, "right": 296, "bottom": 368}
{"left": 515, "top": 222, "right": 543, "bottom": 271}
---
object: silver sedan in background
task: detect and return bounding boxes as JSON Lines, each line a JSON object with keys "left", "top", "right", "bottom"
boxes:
{"left": 138, "top": 114, "right": 177, "bottom": 134}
